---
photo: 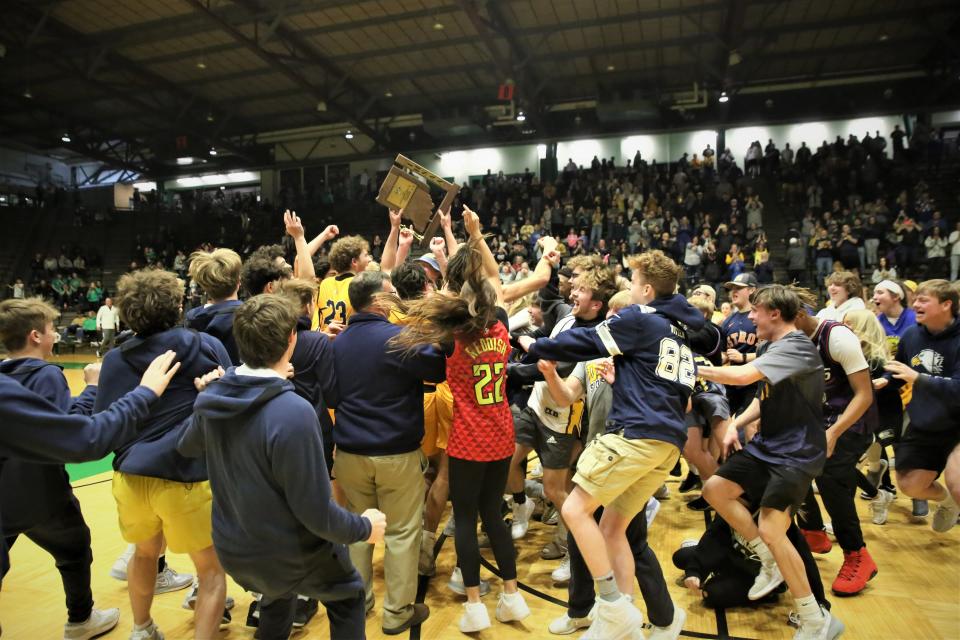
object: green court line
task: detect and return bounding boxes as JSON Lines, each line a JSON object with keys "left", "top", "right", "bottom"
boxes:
{"left": 67, "top": 455, "right": 114, "bottom": 482}
{"left": 57, "top": 362, "right": 97, "bottom": 369}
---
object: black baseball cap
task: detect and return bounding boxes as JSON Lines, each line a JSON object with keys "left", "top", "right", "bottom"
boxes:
{"left": 723, "top": 273, "right": 759, "bottom": 289}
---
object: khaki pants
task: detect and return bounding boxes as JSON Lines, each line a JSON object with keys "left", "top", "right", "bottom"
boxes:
{"left": 333, "top": 449, "right": 425, "bottom": 629}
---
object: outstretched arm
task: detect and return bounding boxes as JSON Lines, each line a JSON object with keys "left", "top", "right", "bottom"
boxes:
{"left": 380, "top": 208, "right": 403, "bottom": 273}
{"left": 285, "top": 210, "right": 316, "bottom": 281}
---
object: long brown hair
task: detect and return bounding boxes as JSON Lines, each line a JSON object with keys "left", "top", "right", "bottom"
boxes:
{"left": 390, "top": 237, "right": 498, "bottom": 350}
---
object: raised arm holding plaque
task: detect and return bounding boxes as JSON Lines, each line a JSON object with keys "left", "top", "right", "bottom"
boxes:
{"left": 376, "top": 154, "right": 459, "bottom": 247}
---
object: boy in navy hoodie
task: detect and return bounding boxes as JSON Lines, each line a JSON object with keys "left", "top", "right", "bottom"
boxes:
{"left": 881, "top": 279, "right": 960, "bottom": 532}
{"left": 94, "top": 269, "right": 233, "bottom": 640}
{"left": 179, "top": 294, "right": 386, "bottom": 640}
{"left": 0, "top": 350, "right": 181, "bottom": 591}
{"left": 0, "top": 298, "right": 117, "bottom": 639}
{"left": 526, "top": 250, "right": 703, "bottom": 639}
{"left": 185, "top": 248, "right": 244, "bottom": 365}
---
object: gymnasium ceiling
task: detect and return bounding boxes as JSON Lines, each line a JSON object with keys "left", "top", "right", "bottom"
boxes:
{"left": 1, "top": 0, "right": 960, "bottom": 178}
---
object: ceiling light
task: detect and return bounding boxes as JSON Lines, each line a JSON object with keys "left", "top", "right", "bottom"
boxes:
{"left": 196, "top": 60, "right": 207, "bottom": 70}
{"left": 728, "top": 50, "right": 742, "bottom": 66}
{"left": 384, "top": 89, "right": 393, "bottom": 98}
{"left": 606, "top": 64, "right": 615, "bottom": 72}
{"left": 516, "top": 111, "right": 526, "bottom": 122}
{"left": 208, "top": 147, "right": 217, "bottom": 156}
{"left": 176, "top": 156, "right": 195, "bottom": 165}
{"left": 316, "top": 101, "right": 327, "bottom": 112}
{"left": 344, "top": 130, "right": 354, "bottom": 139}
{"left": 878, "top": 33, "right": 889, "bottom": 42}
{"left": 206, "top": 112, "right": 215, "bottom": 122}
{"left": 23, "top": 87, "right": 32, "bottom": 99}
{"left": 61, "top": 133, "right": 71, "bottom": 143}
{"left": 433, "top": 20, "right": 445, "bottom": 30}
{"left": 718, "top": 91, "right": 729, "bottom": 103}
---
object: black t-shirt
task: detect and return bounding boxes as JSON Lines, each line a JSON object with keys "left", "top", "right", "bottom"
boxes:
{"left": 744, "top": 331, "right": 826, "bottom": 475}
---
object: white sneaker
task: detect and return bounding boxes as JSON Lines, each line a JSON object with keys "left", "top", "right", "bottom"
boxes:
{"left": 109, "top": 545, "right": 135, "bottom": 581}
{"left": 551, "top": 554, "right": 571, "bottom": 584}
{"left": 542, "top": 504, "right": 560, "bottom": 526}
{"left": 871, "top": 489, "right": 895, "bottom": 525}
{"left": 511, "top": 499, "right": 536, "bottom": 539}
{"left": 548, "top": 612, "right": 592, "bottom": 635}
{"left": 645, "top": 497, "right": 661, "bottom": 527}
{"left": 647, "top": 606, "right": 686, "bottom": 640}
{"left": 932, "top": 493, "right": 960, "bottom": 533}
{"left": 448, "top": 567, "right": 490, "bottom": 596}
{"left": 748, "top": 561, "right": 784, "bottom": 600}
{"left": 63, "top": 608, "right": 120, "bottom": 640}
{"left": 128, "top": 621, "right": 164, "bottom": 640}
{"left": 582, "top": 596, "right": 645, "bottom": 640}
{"left": 459, "top": 601, "right": 491, "bottom": 632}
{"left": 155, "top": 566, "right": 194, "bottom": 594}
{"left": 419, "top": 530, "right": 437, "bottom": 576}
{"left": 794, "top": 608, "right": 844, "bottom": 640}
{"left": 496, "top": 591, "right": 531, "bottom": 623}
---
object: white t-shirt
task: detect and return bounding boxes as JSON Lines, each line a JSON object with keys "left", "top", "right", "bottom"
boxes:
{"left": 818, "top": 319, "right": 869, "bottom": 375}
{"left": 527, "top": 314, "right": 585, "bottom": 433}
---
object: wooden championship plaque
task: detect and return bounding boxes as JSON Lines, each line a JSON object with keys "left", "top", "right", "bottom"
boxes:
{"left": 376, "top": 154, "right": 460, "bottom": 247}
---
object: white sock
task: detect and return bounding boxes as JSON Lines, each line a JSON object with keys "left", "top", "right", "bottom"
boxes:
{"left": 795, "top": 594, "right": 823, "bottom": 624}
{"left": 133, "top": 620, "right": 154, "bottom": 632}
{"left": 748, "top": 537, "right": 774, "bottom": 565}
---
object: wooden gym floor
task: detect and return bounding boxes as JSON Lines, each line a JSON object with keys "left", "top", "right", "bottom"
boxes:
{"left": 0, "top": 358, "right": 958, "bottom": 639}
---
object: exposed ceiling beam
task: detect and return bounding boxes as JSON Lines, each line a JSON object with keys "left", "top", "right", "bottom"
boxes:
{"left": 184, "top": 0, "right": 392, "bottom": 152}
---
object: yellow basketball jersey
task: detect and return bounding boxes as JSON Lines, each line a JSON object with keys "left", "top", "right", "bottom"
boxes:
{"left": 313, "top": 273, "right": 355, "bottom": 331}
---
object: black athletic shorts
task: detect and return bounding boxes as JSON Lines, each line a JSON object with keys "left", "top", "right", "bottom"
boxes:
{"left": 685, "top": 392, "right": 731, "bottom": 431}
{"left": 895, "top": 426, "right": 960, "bottom": 477}
{"left": 513, "top": 406, "right": 578, "bottom": 470}
{"left": 715, "top": 450, "right": 814, "bottom": 513}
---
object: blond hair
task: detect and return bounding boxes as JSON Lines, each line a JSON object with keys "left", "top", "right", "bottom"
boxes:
{"left": 607, "top": 290, "right": 632, "bottom": 314}
{"left": 915, "top": 279, "right": 959, "bottom": 317}
{"left": 627, "top": 250, "right": 681, "bottom": 297}
{"left": 825, "top": 271, "right": 862, "bottom": 300}
{"left": 0, "top": 297, "right": 59, "bottom": 352}
{"left": 843, "top": 309, "right": 889, "bottom": 365}
{"left": 275, "top": 277, "right": 318, "bottom": 313}
{"left": 188, "top": 249, "right": 242, "bottom": 300}
{"left": 689, "top": 295, "right": 714, "bottom": 318}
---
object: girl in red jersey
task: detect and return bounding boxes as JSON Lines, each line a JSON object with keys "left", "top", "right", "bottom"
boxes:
{"left": 393, "top": 208, "right": 530, "bottom": 633}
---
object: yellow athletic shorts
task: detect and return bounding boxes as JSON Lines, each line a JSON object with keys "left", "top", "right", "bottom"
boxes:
{"left": 421, "top": 381, "right": 453, "bottom": 457}
{"left": 112, "top": 472, "right": 213, "bottom": 554}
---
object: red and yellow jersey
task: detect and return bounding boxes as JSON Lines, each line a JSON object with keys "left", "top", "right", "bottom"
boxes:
{"left": 446, "top": 319, "right": 514, "bottom": 462}
{"left": 313, "top": 273, "right": 354, "bottom": 331}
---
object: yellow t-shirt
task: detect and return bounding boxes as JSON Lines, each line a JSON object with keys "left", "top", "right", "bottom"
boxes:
{"left": 313, "top": 273, "right": 355, "bottom": 331}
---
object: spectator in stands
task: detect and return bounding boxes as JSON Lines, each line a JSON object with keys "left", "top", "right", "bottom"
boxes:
{"left": 96, "top": 298, "right": 120, "bottom": 358}
{"left": 871, "top": 257, "right": 898, "bottom": 285}
{"left": 837, "top": 225, "right": 861, "bottom": 272}
{"left": 725, "top": 243, "right": 746, "bottom": 280}
{"left": 43, "top": 254, "right": 58, "bottom": 274}
{"left": 786, "top": 237, "right": 807, "bottom": 284}
{"left": 925, "top": 227, "right": 949, "bottom": 277}
{"left": 817, "top": 271, "right": 866, "bottom": 322}
{"left": 58, "top": 252, "right": 73, "bottom": 272}
{"left": 7, "top": 278, "right": 25, "bottom": 300}
{"left": 949, "top": 221, "right": 960, "bottom": 281}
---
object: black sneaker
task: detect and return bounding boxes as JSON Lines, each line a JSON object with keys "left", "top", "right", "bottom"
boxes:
{"left": 686, "top": 496, "right": 712, "bottom": 511}
{"left": 669, "top": 460, "right": 683, "bottom": 477}
{"left": 679, "top": 472, "right": 702, "bottom": 494}
{"left": 246, "top": 600, "right": 260, "bottom": 628}
{"left": 293, "top": 596, "right": 318, "bottom": 628}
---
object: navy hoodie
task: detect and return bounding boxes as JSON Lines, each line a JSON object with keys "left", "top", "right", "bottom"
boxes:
{"left": 95, "top": 327, "right": 232, "bottom": 482}
{"left": 528, "top": 295, "right": 706, "bottom": 449}
{"left": 0, "top": 358, "right": 97, "bottom": 533}
{"left": 0, "top": 373, "right": 158, "bottom": 581}
{"left": 890, "top": 316, "right": 960, "bottom": 434}
{"left": 178, "top": 370, "right": 369, "bottom": 600}
{"left": 332, "top": 312, "right": 446, "bottom": 456}
{"left": 185, "top": 300, "right": 243, "bottom": 366}
{"left": 290, "top": 316, "right": 336, "bottom": 447}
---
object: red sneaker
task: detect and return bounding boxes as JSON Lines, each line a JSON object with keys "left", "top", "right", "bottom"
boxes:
{"left": 801, "top": 528, "right": 832, "bottom": 554}
{"left": 832, "top": 547, "right": 878, "bottom": 596}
